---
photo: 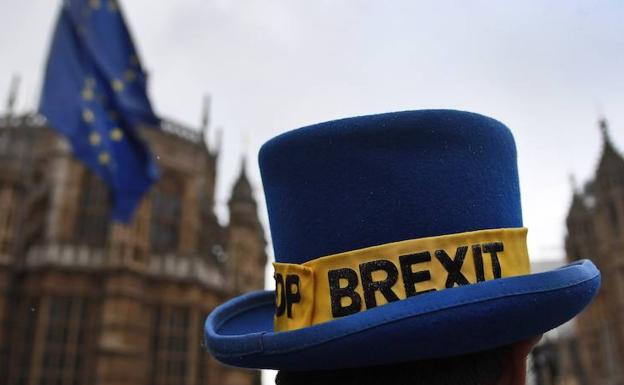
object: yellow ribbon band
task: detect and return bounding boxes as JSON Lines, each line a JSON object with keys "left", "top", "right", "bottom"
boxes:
{"left": 273, "top": 228, "right": 530, "bottom": 332}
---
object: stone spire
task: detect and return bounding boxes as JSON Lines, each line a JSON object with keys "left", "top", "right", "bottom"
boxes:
{"left": 230, "top": 157, "right": 254, "bottom": 205}
{"left": 599, "top": 117, "right": 611, "bottom": 144}
{"left": 595, "top": 117, "right": 624, "bottom": 192}
{"left": 5, "top": 74, "right": 20, "bottom": 117}
{"left": 228, "top": 156, "right": 261, "bottom": 230}
{"left": 226, "top": 156, "right": 266, "bottom": 295}
{"left": 201, "top": 94, "right": 210, "bottom": 146}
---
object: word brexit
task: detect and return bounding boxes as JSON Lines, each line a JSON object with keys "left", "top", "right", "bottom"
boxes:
{"left": 275, "top": 242, "right": 505, "bottom": 321}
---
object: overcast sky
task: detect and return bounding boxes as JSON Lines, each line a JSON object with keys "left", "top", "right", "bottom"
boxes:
{"left": 2, "top": 1, "right": 623, "bottom": 262}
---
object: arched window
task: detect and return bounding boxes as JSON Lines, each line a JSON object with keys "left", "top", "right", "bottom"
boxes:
{"left": 75, "top": 169, "right": 110, "bottom": 247}
{"left": 150, "top": 306, "right": 190, "bottom": 385}
{"left": 37, "top": 297, "right": 95, "bottom": 385}
{"left": 7, "top": 296, "right": 97, "bottom": 385}
{"left": 150, "top": 173, "right": 182, "bottom": 254}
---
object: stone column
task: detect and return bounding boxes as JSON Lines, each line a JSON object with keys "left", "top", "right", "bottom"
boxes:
{"left": 95, "top": 271, "right": 150, "bottom": 385}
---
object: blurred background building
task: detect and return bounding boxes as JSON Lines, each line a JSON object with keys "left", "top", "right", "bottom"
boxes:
{"left": 531, "top": 118, "right": 624, "bottom": 385}
{"left": 0, "top": 105, "right": 267, "bottom": 385}
{"left": 565, "top": 118, "right": 624, "bottom": 385}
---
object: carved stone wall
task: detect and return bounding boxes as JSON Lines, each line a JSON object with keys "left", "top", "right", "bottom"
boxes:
{"left": 565, "top": 121, "right": 624, "bottom": 385}
{"left": 0, "top": 113, "right": 267, "bottom": 385}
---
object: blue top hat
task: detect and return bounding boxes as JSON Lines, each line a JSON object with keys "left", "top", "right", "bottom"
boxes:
{"left": 204, "top": 110, "right": 600, "bottom": 370}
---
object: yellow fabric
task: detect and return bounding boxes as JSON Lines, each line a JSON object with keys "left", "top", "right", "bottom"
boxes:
{"left": 273, "top": 228, "right": 530, "bottom": 332}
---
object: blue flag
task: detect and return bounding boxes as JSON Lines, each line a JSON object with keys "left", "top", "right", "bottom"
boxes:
{"left": 39, "top": 0, "right": 159, "bottom": 222}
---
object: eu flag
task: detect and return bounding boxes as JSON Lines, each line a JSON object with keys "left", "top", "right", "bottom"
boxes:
{"left": 39, "top": 0, "right": 159, "bottom": 222}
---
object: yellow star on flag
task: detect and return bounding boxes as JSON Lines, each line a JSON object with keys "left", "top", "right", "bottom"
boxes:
{"left": 98, "top": 152, "right": 110, "bottom": 165}
{"left": 82, "top": 88, "right": 94, "bottom": 101}
{"left": 110, "top": 128, "right": 124, "bottom": 141}
{"left": 111, "top": 79, "right": 124, "bottom": 92}
{"left": 89, "top": 132, "right": 101, "bottom": 146}
{"left": 82, "top": 109, "right": 95, "bottom": 123}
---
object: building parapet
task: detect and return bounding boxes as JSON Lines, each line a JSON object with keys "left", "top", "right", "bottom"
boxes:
{"left": 0, "top": 112, "right": 203, "bottom": 145}
{"left": 24, "top": 244, "right": 225, "bottom": 289}
{"left": 0, "top": 112, "right": 46, "bottom": 128}
{"left": 159, "top": 117, "right": 202, "bottom": 144}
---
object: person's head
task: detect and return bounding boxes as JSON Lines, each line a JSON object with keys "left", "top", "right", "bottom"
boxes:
{"left": 275, "top": 337, "right": 541, "bottom": 385}
{"left": 204, "top": 110, "right": 600, "bottom": 379}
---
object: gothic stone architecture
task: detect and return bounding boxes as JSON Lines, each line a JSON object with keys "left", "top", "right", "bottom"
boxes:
{"left": 565, "top": 119, "right": 624, "bottom": 385}
{"left": 0, "top": 112, "right": 267, "bottom": 385}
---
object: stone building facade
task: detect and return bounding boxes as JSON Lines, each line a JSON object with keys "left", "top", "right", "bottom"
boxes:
{"left": 565, "top": 118, "right": 624, "bottom": 385}
{"left": 0, "top": 112, "right": 267, "bottom": 385}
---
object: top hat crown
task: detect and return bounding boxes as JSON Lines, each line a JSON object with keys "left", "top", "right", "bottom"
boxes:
{"left": 260, "top": 109, "right": 522, "bottom": 265}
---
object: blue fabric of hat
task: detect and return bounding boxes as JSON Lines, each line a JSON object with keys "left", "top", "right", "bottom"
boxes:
{"left": 204, "top": 109, "right": 600, "bottom": 370}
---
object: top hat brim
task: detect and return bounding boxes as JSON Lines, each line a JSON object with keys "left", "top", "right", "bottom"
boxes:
{"left": 204, "top": 259, "right": 599, "bottom": 371}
